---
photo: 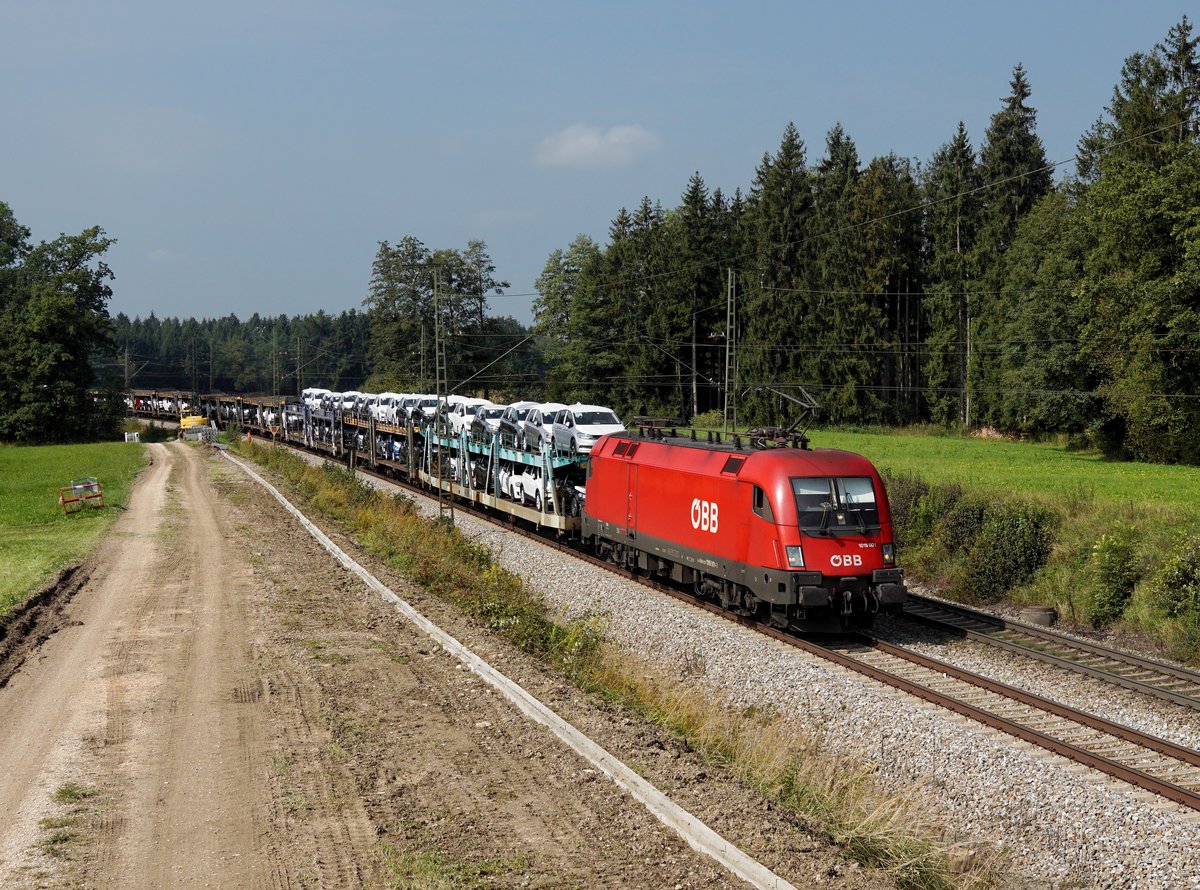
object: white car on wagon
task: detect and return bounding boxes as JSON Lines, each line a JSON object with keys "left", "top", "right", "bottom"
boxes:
{"left": 447, "top": 398, "right": 493, "bottom": 435}
{"left": 521, "top": 402, "right": 567, "bottom": 451}
{"left": 551, "top": 404, "right": 626, "bottom": 455}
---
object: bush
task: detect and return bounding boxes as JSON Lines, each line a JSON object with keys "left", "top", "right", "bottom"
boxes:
{"left": 878, "top": 469, "right": 927, "bottom": 550}
{"left": 690, "top": 409, "right": 724, "bottom": 429}
{"left": 1148, "top": 535, "right": 1200, "bottom": 622}
{"left": 121, "top": 420, "right": 173, "bottom": 443}
{"left": 959, "top": 501, "right": 1057, "bottom": 603}
{"left": 907, "top": 482, "right": 965, "bottom": 550}
{"left": 933, "top": 496, "right": 988, "bottom": 557}
{"left": 1082, "top": 523, "right": 1140, "bottom": 627}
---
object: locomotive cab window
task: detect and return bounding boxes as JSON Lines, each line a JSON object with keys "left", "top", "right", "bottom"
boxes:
{"left": 752, "top": 485, "right": 774, "bottom": 522}
{"left": 792, "top": 477, "right": 880, "bottom": 532}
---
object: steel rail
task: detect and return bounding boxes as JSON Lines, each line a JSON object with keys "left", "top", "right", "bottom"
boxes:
{"left": 804, "top": 636, "right": 1200, "bottom": 811}
{"left": 265, "top": 438, "right": 1200, "bottom": 811}
{"left": 902, "top": 594, "right": 1200, "bottom": 710}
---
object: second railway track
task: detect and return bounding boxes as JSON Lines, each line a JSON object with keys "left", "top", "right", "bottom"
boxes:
{"left": 900, "top": 593, "right": 1200, "bottom": 710}
{"left": 816, "top": 634, "right": 1200, "bottom": 811}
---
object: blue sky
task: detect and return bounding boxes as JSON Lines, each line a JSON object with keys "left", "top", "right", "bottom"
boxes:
{"left": 3, "top": 2, "right": 1190, "bottom": 325}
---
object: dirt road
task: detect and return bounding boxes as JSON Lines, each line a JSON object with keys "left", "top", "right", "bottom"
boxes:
{"left": 0, "top": 442, "right": 883, "bottom": 888}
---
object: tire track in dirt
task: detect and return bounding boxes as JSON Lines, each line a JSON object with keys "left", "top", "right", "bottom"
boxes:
{"left": 94, "top": 442, "right": 267, "bottom": 889}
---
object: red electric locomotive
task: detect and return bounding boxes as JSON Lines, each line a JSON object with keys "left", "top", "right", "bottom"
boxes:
{"left": 582, "top": 431, "right": 906, "bottom": 632}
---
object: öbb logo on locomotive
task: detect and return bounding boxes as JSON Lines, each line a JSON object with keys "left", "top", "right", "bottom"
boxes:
{"left": 690, "top": 498, "right": 719, "bottom": 533}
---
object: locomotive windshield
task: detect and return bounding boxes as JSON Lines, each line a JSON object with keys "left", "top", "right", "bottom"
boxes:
{"left": 792, "top": 477, "right": 880, "bottom": 533}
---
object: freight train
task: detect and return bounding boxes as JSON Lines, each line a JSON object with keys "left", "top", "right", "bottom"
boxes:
{"left": 129, "top": 390, "right": 906, "bottom": 631}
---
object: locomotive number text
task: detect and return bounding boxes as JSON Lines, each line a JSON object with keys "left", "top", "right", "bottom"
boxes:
{"left": 829, "top": 554, "right": 863, "bottom": 568}
{"left": 690, "top": 498, "right": 719, "bottom": 533}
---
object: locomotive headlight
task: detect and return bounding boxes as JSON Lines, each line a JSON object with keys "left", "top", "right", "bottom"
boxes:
{"left": 785, "top": 545, "right": 805, "bottom": 568}
{"left": 882, "top": 543, "right": 895, "bottom": 565}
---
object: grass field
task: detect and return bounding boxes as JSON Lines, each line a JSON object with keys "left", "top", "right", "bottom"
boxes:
{"left": 812, "top": 428, "right": 1200, "bottom": 517}
{"left": 0, "top": 442, "right": 147, "bottom": 617}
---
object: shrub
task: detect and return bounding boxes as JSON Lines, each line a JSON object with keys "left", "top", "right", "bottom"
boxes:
{"left": 960, "top": 501, "right": 1057, "bottom": 603}
{"left": 878, "top": 469, "right": 928, "bottom": 550}
{"left": 907, "top": 481, "right": 965, "bottom": 549}
{"left": 1082, "top": 523, "right": 1140, "bottom": 627}
{"left": 690, "top": 409, "right": 724, "bottom": 429}
{"left": 933, "top": 495, "right": 988, "bottom": 557}
{"left": 1147, "top": 535, "right": 1200, "bottom": 622}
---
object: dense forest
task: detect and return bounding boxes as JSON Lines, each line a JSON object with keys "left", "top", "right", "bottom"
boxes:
{"left": 530, "top": 18, "right": 1200, "bottom": 464}
{"left": 8, "top": 19, "right": 1197, "bottom": 462}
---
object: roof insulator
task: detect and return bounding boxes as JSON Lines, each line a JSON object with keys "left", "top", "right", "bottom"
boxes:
{"left": 690, "top": 429, "right": 697, "bottom": 441}
{"left": 734, "top": 435, "right": 742, "bottom": 449}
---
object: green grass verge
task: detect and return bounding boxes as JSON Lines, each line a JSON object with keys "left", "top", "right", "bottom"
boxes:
{"left": 233, "top": 439, "right": 998, "bottom": 889}
{"left": 0, "top": 442, "right": 147, "bottom": 617}
{"left": 812, "top": 427, "right": 1200, "bottom": 515}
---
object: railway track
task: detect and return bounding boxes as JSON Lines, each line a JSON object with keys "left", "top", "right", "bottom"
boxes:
{"left": 900, "top": 594, "right": 1200, "bottom": 711}
{"left": 813, "top": 635, "right": 1200, "bottom": 812}
{"left": 255, "top": 437, "right": 1200, "bottom": 812}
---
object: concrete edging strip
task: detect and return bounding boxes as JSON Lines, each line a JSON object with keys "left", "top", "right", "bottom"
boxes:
{"left": 221, "top": 450, "right": 796, "bottom": 890}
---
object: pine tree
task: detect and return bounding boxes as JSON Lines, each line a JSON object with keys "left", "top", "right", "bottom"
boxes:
{"left": 741, "top": 123, "right": 815, "bottom": 424}
{"left": 970, "top": 65, "right": 1053, "bottom": 427}
{"left": 810, "top": 126, "right": 879, "bottom": 422}
{"left": 363, "top": 236, "right": 433, "bottom": 386}
{"left": 676, "top": 172, "right": 720, "bottom": 418}
{"left": 992, "top": 190, "right": 1096, "bottom": 434}
{"left": 1078, "top": 17, "right": 1199, "bottom": 177}
{"left": 534, "top": 234, "right": 613, "bottom": 404}
{"left": 851, "top": 154, "right": 923, "bottom": 423}
{"left": 922, "top": 123, "right": 981, "bottom": 425}
{"left": 1077, "top": 134, "right": 1200, "bottom": 462}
